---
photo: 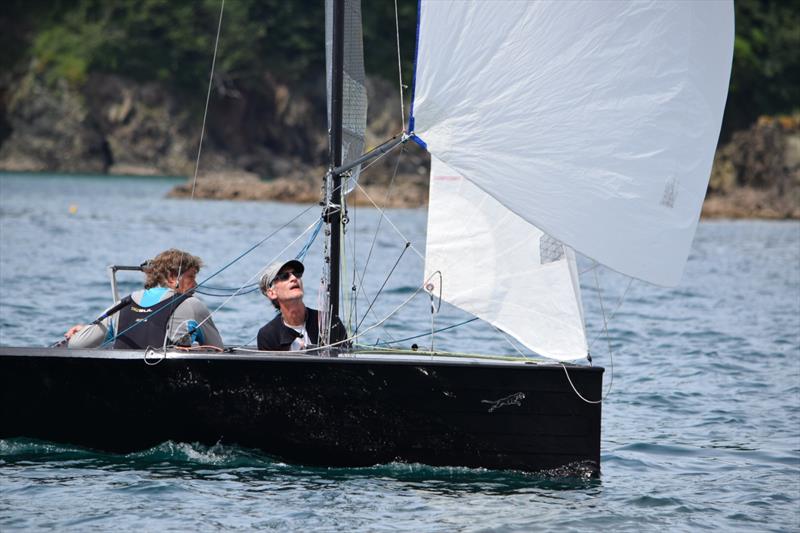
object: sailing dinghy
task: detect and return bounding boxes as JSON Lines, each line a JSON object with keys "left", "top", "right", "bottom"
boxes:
{"left": 0, "top": 0, "right": 734, "bottom": 474}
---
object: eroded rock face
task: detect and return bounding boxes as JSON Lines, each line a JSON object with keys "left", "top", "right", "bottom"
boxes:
{"left": 82, "top": 74, "right": 195, "bottom": 177}
{"left": 0, "top": 75, "right": 108, "bottom": 173}
{"left": 0, "top": 70, "right": 430, "bottom": 206}
{"left": 0, "top": 71, "right": 331, "bottom": 177}
{"left": 0, "top": 72, "right": 427, "bottom": 201}
{"left": 0, "top": 73, "right": 194, "bottom": 175}
{"left": 711, "top": 115, "right": 800, "bottom": 193}
{"left": 1, "top": 69, "right": 795, "bottom": 214}
{"left": 707, "top": 115, "right": 800, "bottom": 218}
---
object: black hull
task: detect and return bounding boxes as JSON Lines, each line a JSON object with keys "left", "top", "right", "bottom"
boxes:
{"left": 0, "top": 347, "right": 603, "bottom": 473}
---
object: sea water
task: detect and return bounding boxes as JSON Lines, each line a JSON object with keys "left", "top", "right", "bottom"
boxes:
{"left": 1, "top": 173, "right": 798, "bottom": 531}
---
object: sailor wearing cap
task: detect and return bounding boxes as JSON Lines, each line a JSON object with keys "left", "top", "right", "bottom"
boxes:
{"left": 256, "top": 259, "right": 348, "bottom": 351}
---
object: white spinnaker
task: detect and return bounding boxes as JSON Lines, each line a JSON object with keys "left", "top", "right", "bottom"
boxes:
{"left": 425, "top": 156, "right": 587, "bottom": 360}
{"left": 411, "top": 0, "right": 734, "bottom": 287}
{"left": 326, "top": 0, "right": 367, "bottom": 193}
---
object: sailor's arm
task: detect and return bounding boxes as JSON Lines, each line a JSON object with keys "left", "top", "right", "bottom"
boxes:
{"left": 169, "top": 297, "right": 224, "bottom": 348}
{"left": 65, "top": 317, "right": 114, "bottom": 349}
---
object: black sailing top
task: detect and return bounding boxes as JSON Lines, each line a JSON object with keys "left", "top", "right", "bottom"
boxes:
{"left": 257, "top": 307, "right": 348, "bottom": 351}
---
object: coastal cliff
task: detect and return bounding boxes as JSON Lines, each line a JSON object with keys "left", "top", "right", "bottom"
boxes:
{"left": 0, "top": 0, "right": 800, "bottom": 218}
{"left": 0, "top": 72, "right": 797, "bottom": 216}
{"left": 704, "top": 115, "right": 800, "bottom": 218}
{"left": 1, "top": 0, "right": 796, "bottom": 216}
{"left": 0, "top": 71, "right": 429, "bottom": 208}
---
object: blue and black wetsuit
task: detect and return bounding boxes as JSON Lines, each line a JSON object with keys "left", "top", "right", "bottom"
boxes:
{"left": 67, "top": 287, "right": 224, "bottom": 349}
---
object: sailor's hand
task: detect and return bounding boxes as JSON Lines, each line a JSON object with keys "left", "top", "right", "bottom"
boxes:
{"left": 65, "top": 324, "right": 85, "bottom": 339}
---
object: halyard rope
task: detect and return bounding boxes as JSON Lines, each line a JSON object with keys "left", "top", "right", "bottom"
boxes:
{"left": 189, "top": 217, "right": 323, "bottom": 335}
{"left": 355, "top": 243, "right": 410, "bottom": 332}
{"left": 162, "top": 0, "right": 225, "bottom": 351}
{"left": 190, "top": 0, "right": 225, "bottom": 201}
{"left": 394, "top": 0, "right": 406, "bottom": 130}
{"left": 559, "top": 265, "right": 618, "bottom": 404}
{"left": 588, "top": 276, "right": 634, "bottom": 350}
{"left": 560, "top": 363, "right": 602, "bottom": 404}
{"left": 352, "top": 179, "right": 425, "bottom": 261}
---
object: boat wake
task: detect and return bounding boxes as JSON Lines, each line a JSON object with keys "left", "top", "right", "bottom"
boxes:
{"left": 1, "top": 437, "right": 599, "bottom": 487}
{"left": 0, "top": 438, "right": 281, "bottom": 469}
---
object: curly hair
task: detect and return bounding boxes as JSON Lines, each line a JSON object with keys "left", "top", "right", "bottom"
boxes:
{"left": 143, "top": 249, "right": 203, "bottom": 289}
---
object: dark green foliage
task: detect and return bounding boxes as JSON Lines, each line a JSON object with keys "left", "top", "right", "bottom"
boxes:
{"left": 722, "top": 0, "right": 800, "bottom": 137}
{"left": 3, "top": 0, "right": 797, "bottom": 135}
{"left": 19, "top": 0, "right": 329, "bottom": 92}
{"left": 5, "top": 0, "right": 415, "bottom": 96}
{"left": 0, "top": 0, "right": 79, "bottom": 75}
{"left": 361, "top": 0, "right": 417, "bottom": 87}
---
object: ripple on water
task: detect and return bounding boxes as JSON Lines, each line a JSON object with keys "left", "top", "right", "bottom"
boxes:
{"left": 2, "top": 179, "right": 800, "bottom": 531}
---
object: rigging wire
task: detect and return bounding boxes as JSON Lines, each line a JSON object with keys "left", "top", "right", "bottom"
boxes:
{"left": 352, "top": 180, "right": 425, "bottom": 261}
{"left": 332, "top": 0, "right": 410, "bottom": 341}
{"left": 560, "top": 363, "right": 602, "bottom": 404}
{"left": 330, "top": 136, "right": 411, "bottom": 344}
{"left": 493, "top": 326, "right": 528, "bottom": 357}
{"left": 579, "top": 262, "right": 600, "bottom": 276}
{"left": 190, "top": 0, "right": 225, "bottom": 201}
{"left": 102, "top": 204, "right": 318, "bottom": 347}
{"left": 393, "top": 0, "right": 406, "bottom": 129}
{"left": 559, "top": 261, "right": 631, "bottom": 404}
{"left": 359, "top": 139, "right": 405, "bottom": 175}
{"left": 355, "top": 242, "right": 410, "bottom": 332}
{"left": 190, "top": 216, "right": 324, "bottom": 335}
{"left": 296, "top": 218, "right": 324, "bottom": 263}
{"left": 231, "top": 0, "right": 412, "bottom": 348}
{"left": 339, "top": 191, "right": 351, "bottom": 339}
{"left": 352, "top": 152, "right": 404, "bottom": 333}
{"left": 429, "top": 290, "right": 436, "bottom": 352}
{"left": 239, "top": 269, "right": 451, "bottom": 354}
{"left": 563, "top": 264, "right": 617, "bottom": 404}
{"left": 161, "top": 0, "right": 225, "bottom": 349}
{"left": 94, "top": 0, "right": 414, "bottom": 349}
{"left": 588, "top": 276, "right": 634, "bottom": 350}
{"left": 373, "top": 317, "right": 479, "bottom": 347}
{"left": 425, "top": 271, "right": 442, "bottom": 352}
{"left": 198, "top": 203, "right": 319, "bottom": 288}
{"left": 356, "top": 151, "right": 404, "bottom": 291}
{"left": 333, "top": 140, "right": 508, "bottom": 353}
{"left": 349, "top": 175, "right": 358, "bottom": 336}
{"left": 318, "top": 272, "right": 442, "bottom": 350}
{"left": 195, "top": 286, "right": 260, "bottom": 297}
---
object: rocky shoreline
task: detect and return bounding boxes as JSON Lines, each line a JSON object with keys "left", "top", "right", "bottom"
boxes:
{"left": 704, "top": 115, "right": 800, "bottom": 219}
{"left": 168, "top": 169, "right": 798, "bottom": 218}
{"left": 1, "top": 73, "right": 797, "bottom": 217}
{"left": 169, "top": 114, "right": 800, "bottom": 218}
{"left": 167, "top": 172, "right": 430, "bottom": 209}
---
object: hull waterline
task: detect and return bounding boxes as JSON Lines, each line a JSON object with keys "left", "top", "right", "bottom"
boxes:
{"left": 0, "top": 347, "right": 603, "bottom": 473}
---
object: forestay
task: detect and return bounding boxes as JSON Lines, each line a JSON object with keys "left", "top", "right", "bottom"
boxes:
{"left": 425, "top": 156, "right": 587, "bottom": 360}
{"left": 410, "top": 0, "right": 734, "bottom": 287}
{"left": 325, "top": 0, "right": 367, "bottom": 192}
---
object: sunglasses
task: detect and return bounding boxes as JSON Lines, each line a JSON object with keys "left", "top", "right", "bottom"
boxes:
{"left": 272, "top": 270, "right": 302, "bottom": 285}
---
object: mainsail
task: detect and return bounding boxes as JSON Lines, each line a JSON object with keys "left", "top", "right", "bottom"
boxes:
{"left": 325, "top": 0, "right": 367, "bottom": 192}
{"left": 410, "top": 0, "right": 735, "bottom": 288}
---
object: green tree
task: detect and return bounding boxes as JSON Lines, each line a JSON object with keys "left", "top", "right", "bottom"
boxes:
{"left": 723, "top": 0, "right": 800, "bottom": 137}
{"left": 7, "top": 0, "right": 798, "bottom": 138}
{"left": 15, "top": 0, "right": 417, "bottom": 95}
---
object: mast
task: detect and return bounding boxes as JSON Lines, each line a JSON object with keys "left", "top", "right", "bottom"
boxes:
{"left": 327, "top": 0, "right": 345, "bottom": 335}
